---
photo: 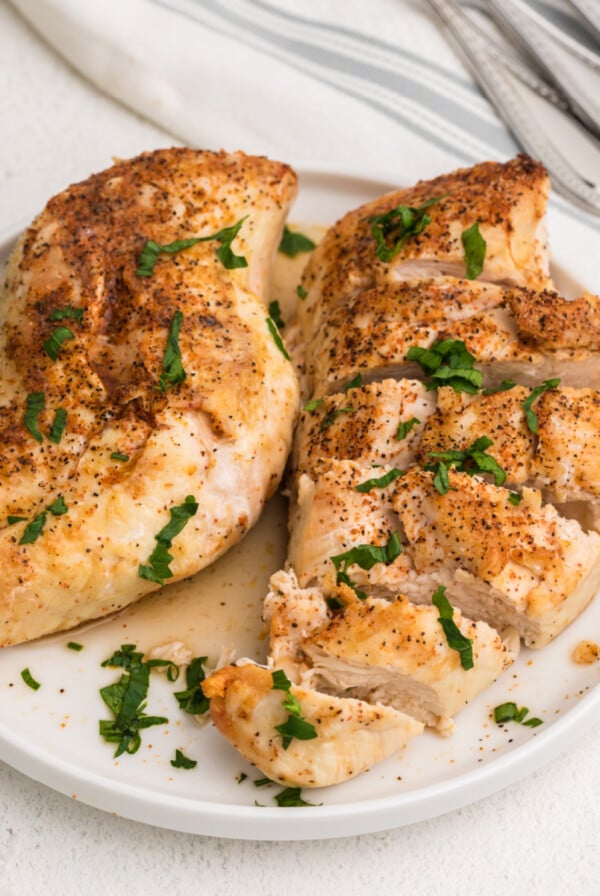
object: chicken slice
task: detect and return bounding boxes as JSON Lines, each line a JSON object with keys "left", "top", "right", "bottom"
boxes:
{"left": 0, "top": 148, "right": 299, "bottom": 646}
{"left": 263, "top": 568, "right": 330, "bottom": 677}
{"left": 305, "top": 278, "right": 505, "bottom": 393}
{"left": 288, "top": 460, "right": 435, "bottom": 601}
{"left": 508, "top": 288, "right": 600, "bottom": 350}
{"left": 203, "top": 663, "right": 423, "bottom": 788}
{"left": 392, "top": 469, "right": 600, "bottom": 647}
{"left": 298, "top": 155, "right": 551, "bottom": 341}
{"left": 291, "top": 379, "right": 435, "bottom": 481}
{"left": 302, "top": 596, "right": 518, "bottom": 734}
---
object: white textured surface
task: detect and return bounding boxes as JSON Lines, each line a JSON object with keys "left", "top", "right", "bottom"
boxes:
{"left": 0, "top": 1, "right": 599, "bottom": 892}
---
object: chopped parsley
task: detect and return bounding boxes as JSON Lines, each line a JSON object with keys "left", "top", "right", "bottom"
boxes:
{"left": 237, "top": 772, "right": 248, "bottom": 784}
{"left": 493, "top": 702, "right": 543, "bottom": 728}
{"left": 158, "top": 310, "right": 186, "bottom": 393}
{"left": 170, "top": 749, "right": 197, "bottom": 769}
{"left": 370, "top": 195, "right": 445, "bottom": 262}
{"left": 99, "top": 645, "right": 168, "bottom": 757}
{"left": 43, "top": 326, "right": 74, "bottom": 361}
{"left": 50, "top": 306, "right": 84, "bottom": 323}
{"left": 253, "top": 777, "right": 274, "bottom": 788}
{"left": 21, "top": 668, "right": 41, "bottom": 691}
{"left": 461, "top": 222, "right": 486, "bottom": 279}
{"left": 268, "top": 300, "right": 285, "bottom": 329}
{"left": 138, "top": 495, "right": 198, "bottom": 586}
{"left": 67, "top": 641, "right": 83, "bottom": 651}
{"left": 47, "top": 495, "right": 68, "bottom": 516}
{"left": 522, "top": 379, "right": 561, "bottom": 434}
{"left": 7, "top": 515, "right": 26, "bottom": 525}
{"left": 425, "top": 436, "right": 507, "bottom": 495}
{"left": 24, "top": 392, "right": 45, "bottom": 443}
{"left": 271, "top": 669, "right": 318, "bottom": 750}
{"left": 482, "top": 379, "right": 517, "bottom": 395}
{"left": 48, "top": 408, "right": 67, "bottom": 444}
{"left": 396, "top": 416, "right": 420, "bottom": 440}
{"left": 508, "top": 492, "right": 523, "bottom": 506}
{"left": 296, "top": 284, "right": 308, "bottom": 300}
{"left": 18, "top": 495, "right": 68, "bottom": 545}
{"left": 304, "top": 397, "right": 324, "bottom": 413}
{"left": 136, "top": 217, "right": 248, "bottom": 276}
{"left": 330, "top": 533, "right": 402, "bottom": 599}
{"left": 266, "top": 317, "right": 291, "bottom": 360}
{"left": 321, "top": 405, "right": 354, "bottom": 430}
{"left": 406, "top": 338, "right": 483, "bottom": 394}
{"left": 431, "top": 586, "right": 474, "bottom": 670}
{"left": 174, "top": 657, "right": 210, "bottom": 715}
{"left": 344, "top": 373, "right": 363, "bottom": 391}
{"left": 110, "top": 452, "right": 129, "bottom": 462}
{"left": 355, "top": 468, "right": 405, "bottom": 493}
{"left": 274, "top": 787, "right": 320, "bottom": 807}
{"left": 278, "top": 226, "right": 316, "bottom": 257}
{"left": 326, "top": 595, "right": 345, "bottom": 611}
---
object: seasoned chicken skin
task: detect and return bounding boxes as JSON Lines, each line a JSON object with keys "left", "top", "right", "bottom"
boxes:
{"left": 203, "top": 663, "right": 423, "bottom": 788}
{"left": 303, "top": 596, "right": 518, "bottom": 734}
{"left": 298, "top": 155, "right": 551, "bottom": 339}
{"left": 0, "top": 148, "right": 299, "bottom": 646}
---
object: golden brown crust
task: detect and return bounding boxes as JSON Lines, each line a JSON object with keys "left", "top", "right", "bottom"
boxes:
{"left": 508, "top": 288, "right": 600, "bottom": 350}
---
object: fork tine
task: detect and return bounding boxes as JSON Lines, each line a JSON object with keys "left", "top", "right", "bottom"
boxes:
{"left": 567, "top": 0, "right": 600, "bottom": 47}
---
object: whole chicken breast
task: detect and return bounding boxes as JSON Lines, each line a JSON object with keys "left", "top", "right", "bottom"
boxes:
{"left": 0, "top": 148, "right": 299, "bottom": 646}
{"left": 203, "top": 662, "right": 423, "bottom": 788}
{"left": 298, "top": 155, "right": 551, "bottom": 339}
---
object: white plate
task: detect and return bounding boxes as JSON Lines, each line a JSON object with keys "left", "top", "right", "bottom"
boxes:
{"left": 1, "top": 168, "right": 600, "bottom": 841}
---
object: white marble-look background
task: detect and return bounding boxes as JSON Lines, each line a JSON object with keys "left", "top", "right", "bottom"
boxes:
{"left": 0, "top": 3, "right": 599, "bottom": 893}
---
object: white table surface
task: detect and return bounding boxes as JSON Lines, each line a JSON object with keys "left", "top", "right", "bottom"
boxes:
{"left": 1, "top": 2, "right": 599, "bottom": 893}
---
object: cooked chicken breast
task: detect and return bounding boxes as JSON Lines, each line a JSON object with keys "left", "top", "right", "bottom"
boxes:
{"left": 392, "top": 469, "right": 600, "bottom": 647}
{"left": 263, "top": 568, "right": 330, "bottom": 676}
{"left": 507, "top": 288, "right": 600, "bottom": 350}
{"left": 291, "top": 379, "right": 435, "bottom": 481}
{"left": 203, "top": 662, "right": 423, "bottom": 788}
{"left": 303, "top": 595, "right": 518, "bottom": 734}
{"left": 298, "top": 155, "right": 551, "bottom": 340}
{"left": 0, "top": 148, "right": 299, "bottom": 646}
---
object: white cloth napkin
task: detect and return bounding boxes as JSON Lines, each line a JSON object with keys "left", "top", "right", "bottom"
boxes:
{"left": 9, "top": 0, "right": 600, "bottom": 288}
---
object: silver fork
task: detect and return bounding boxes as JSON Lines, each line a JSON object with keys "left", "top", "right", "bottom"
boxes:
{"left": 425, "top": 0, "right": 600, "bottom": 215}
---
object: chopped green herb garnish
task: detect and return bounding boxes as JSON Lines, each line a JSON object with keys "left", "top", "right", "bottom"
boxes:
{"left": 136, "top": 217, "right": 248, "bottom": 276}
{"left": 296, "top": 284, "right": 308, "bottom": 300}
{"left": 24, "top": 392, "right": 45, "bottom": 443}
{"left": 321, "top": 406, "right": 354, "bottom": 430}
{"left": 48, "top": 495, "right": 68, "bottom": 516}
{"left": 158, "top": 310, "right": 186, "bottom": 393}
{"left": 461, "top": 222, "right": 486, "bottom": 279}
{"left": 50, "top": 306, "right": 84, "bottom": 323}
{"left": 425, "top": 436, "right": 506, "bottom": 495}
{"left": 482, "top": 379, "right": 517, "bottom": 395}
{"left": 19, "top": 512, "right": 47, "bottom": 545}
{"left": 274, "top": 787, "right": 320, "bottom": 807}
{"left": 271, "top": 668, "right": 318, "bottom": 750}
{"left": 67, "top": 642, "right": 83, "bottom": 651}
{"left": 237, "top": 772, "right": 248, "bottom": 784}
{"left": 266, "top": 317, "right": 290, "bottom": 361}
{"left": 271, "top": 669, "right": 293, "bottom": 692}
{"left": 326, "top": 595, "right": 345, "bottom": 611}
{"left": 7, "top": 515, "right": 27, "bottom": 525}
{"left": 43, "top": 326, "right": 74, "bottom": 361}
{"left": 99, "top": 646, "right": 168, "bottom": 757}
{"left": 407, "top": 338, "right": 483, "bottom": 394}
{"left": 278, "top": 226, "right": 316, "bottom": 257}
{"left": 138, "top": 495, "right": 198, "bottom": 586}
{"left": 21, "top": 668, "right": 41, "bottom": 691}
{"left": 304, "top": 397, "right": 324, "bottom": 413}
{"left": 522, "top": 379, "right": 561, "bottom": 434}
{"left": 48, "top": 408, "right": 67, "bottom": 444}
{"left": 396, "top": 416, "right": 420, "bottom": 441}
{"left": 431, "top": 586, "right": 474, "bottom": 670}
{"left": 110, "top": 452, "right": 129, "bottom": 462}
{"left": 508, "top": 492, "right": 523, "bottom": 506}
{"left": 344, "top": 373, "right": 363, "bottom": 391}
{"left": 254, "top": 777, "right": 274, "bottom": 788}
{"left": 268, "top": 300, "right": 285, "bottom": 330}
{"left": 174, "top": 657, "right": 210, "bottom": 715}
{"left": 170, "top": 749, "right": 197, "bottom": 769}
{"left": 493, "top": 702, "right": 543, "bottom": 728}
{"left": 331, "top": 533, "right": 402, "bottom": 599}
{"left": 355, "top": 468, "right": 405, "bottom": 493}
{"left": 370, "top": 195, "right": 446, "bottom": 262}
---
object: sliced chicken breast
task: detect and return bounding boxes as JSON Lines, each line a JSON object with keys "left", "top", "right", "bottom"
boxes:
{"left": 0, "top": 148, "right": 299, "bottom": 646}
{"left": 303, "top": 595, "right": 518, "bottom": 734}
{"left": 392, "top": 469, "right": 600, "bottom": 647}
{"left": 203, "top": 663, "right": 424, "bottom": 788}
{"left": 298, "top": 155, "right": 551, "bottom": 340}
